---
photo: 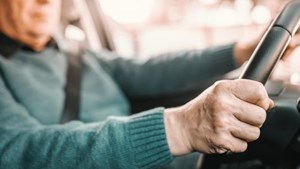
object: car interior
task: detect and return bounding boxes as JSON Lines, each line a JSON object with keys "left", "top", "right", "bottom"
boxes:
{"left": 59, "top": 0, "right": 300, "bottom": 168}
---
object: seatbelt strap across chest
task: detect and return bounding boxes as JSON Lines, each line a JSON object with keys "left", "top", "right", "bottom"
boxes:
{"left": 60, "top": 41, "right": 83, "bottom": 124}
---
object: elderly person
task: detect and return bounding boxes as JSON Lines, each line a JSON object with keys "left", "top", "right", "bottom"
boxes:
{"left": 1, "top": 0, "right": 295, "bottom": 168}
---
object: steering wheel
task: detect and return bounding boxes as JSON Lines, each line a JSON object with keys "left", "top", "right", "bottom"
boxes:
{"left": 202, "top": 0, "right": 300, "bottom": 168}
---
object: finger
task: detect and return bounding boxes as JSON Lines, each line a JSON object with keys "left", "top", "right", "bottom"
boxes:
{"left": 230, "top": 118, "right": 261, "bottom": 142}
{"left": 227, "top": 136, "right": 248, "bottom": 153}
{"left": 215, "top": 134, "right": 248, "bottom": 153}
{"left": 232, "top": 98, "right": 267, "bottom": 127}
{"left": 212, "top": 147, "right": 229, "bottom": 154}
{"left": 282, "top": 36, "right": 300, "bottom": 60}
{"left": 290, "top": 34, "right": 300, "bottom": 47}
{"left": 248, "top": 94, "right": 274, "bottom": 110}
{"left": 268, "top": 99, "right": 275, "bottom": 109}
{"left": 230, "top": 79, "right": 273, "bottom": 110}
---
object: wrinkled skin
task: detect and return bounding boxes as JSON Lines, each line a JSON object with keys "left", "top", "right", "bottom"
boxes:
{"left": 165, "top": 79, "right": 274, "bottom": 155}
{"left": 0, "top": 0, "right": 61, "bottom": 51}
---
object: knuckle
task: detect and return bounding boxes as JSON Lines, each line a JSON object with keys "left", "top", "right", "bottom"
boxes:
{"left": 257, "top": 98, "right": 270, "bottom": 110}
{"left": 256, "top": 89, "right": 267, "bottom": 99}
{"left": 215, "top": 136, "right": 230, "bottom": 148}
{"left": 257, "top": 109, "right": 267, "bottom": 124}
{"left": 213, "top": 80, "right": 228, "bottom": 93}
{"left": 256, "top": 81, "right": 265, "bottom": 89}
{"left": 229, "top": 140, "right": 247, "bottom": 153}
{"left": 254, "top": 84, "right": 267, "bottom": 99}
{"left": 211, "top": 95, "right": 222, "bottom": 107}
{"left": 207, "top": 95, "right": 229, "bottom": 113}
{"left": 249, "top": 127, "right": 260, "bottom": 141}
{"left": 215, "top": 101, "right": 228, "bottom": 111}
{"left": 235, "top": 142, "right": 248, "bottom": 153}
{"left": 212, "top": 115, "right": 230, "bottom": 130}
{"left": 251, "top": 80, "right": 264, "bottom": 89}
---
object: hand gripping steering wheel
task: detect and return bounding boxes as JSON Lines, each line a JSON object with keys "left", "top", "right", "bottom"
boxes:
{"left": 202, "top": 0, "right": 300, "bottom": 167}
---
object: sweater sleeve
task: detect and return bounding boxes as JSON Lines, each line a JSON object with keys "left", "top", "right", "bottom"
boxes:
{"left": 0, "top": 76, "right": 173, "bottom": 169}
{"left": 94, "top": 43, "right": 238, "bottom": 98}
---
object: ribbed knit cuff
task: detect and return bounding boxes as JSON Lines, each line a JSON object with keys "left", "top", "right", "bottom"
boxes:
{"left": 128, "top": 108, "right": 173, "bottom": 169}
{"left": 208, "top": 43, "right": 238, "bottom": 71}
{"left": 209, "top": 43, "right": 238, "bottom": 71}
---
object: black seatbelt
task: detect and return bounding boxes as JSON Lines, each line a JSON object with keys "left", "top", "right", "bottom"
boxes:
{"left": 60, "top": 41, "right": 83, "bottom": 124}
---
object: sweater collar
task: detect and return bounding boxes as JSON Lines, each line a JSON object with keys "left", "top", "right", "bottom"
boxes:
{"left": 0, "top": 32, "right": 58, "bottom": 58}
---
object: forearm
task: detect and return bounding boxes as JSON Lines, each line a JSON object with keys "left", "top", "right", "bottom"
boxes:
{"left": 0, "top": 63, "right": 174, "bottom": 169}
{"left": 96, "top": 43, "right": 238, "bottom": 98}
{"left": 0, "top": 109, "right": 173, "bottom": 169}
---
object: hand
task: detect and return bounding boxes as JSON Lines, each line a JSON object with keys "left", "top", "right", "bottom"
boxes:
{"left": 282, "top": 29, "right": 300, "bottom": 61}
{"left": 164, "top": 79, "right": 274, "bottom": 156}
{"left": 234, "top": 27, "right": 300, "bottom": 66}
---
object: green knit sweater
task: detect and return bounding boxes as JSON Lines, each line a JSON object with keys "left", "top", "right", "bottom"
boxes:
{"left": 0, "top": 37, "right": 236, "bottom": 169}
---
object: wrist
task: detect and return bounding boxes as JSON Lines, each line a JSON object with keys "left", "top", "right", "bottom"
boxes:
{"left": 164, "top": 106, "right": 191, "bottom": 156}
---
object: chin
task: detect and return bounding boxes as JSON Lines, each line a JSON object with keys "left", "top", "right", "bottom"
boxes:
{"left": 27, "top": 21, "right": 56, "bottom": 36}
{"left": 25, "top": 32, "right": 52, "bottom": 45}
{"left": 28, "top": 27, "right": 54, "bottom": 39}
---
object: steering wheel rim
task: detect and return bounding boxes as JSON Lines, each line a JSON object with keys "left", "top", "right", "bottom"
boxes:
{"left": 202, "top": 1, "right": 300, "bottom": 168}
{"left": 239, "top": 0, "right": 300, "bottom": 84}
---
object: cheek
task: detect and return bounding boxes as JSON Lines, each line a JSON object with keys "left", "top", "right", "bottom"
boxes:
{"left": 15, "top": 1, "right": 61, "bottom": 34}
{"left": 23, "top": 12, "right": 52, "bottom": 32}
{"left": 50, "top": 3, "right": 61, "bottom": 25}
{"left": 49, "top": 11, "right": 60, "bottom": 25}
{"left": 21, "top": 12, "right": 33, "bottom": 25}
{"left": 5, "top": 2, "right": 19, "bottom": 25}
{"left": 11, "top": 3, "right": 34, "bottom": 31}
{"left": 20, "top": 12, "right": 38, "bottom": 33}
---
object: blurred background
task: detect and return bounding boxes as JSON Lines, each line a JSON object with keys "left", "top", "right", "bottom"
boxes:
{"left": 62, "top": 0, "right": 299, "bottom": 83}
{"left": 98, "top": 0, "right": 290, "bottom": 58}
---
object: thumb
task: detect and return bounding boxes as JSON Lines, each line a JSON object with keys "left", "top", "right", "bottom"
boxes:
{"left": 268, "top": 98, "right": 275, "bottom": 110}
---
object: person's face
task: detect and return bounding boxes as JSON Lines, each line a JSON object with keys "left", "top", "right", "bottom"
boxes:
{"left": 0, "top": 0, "right": 61, "bottom": 39}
